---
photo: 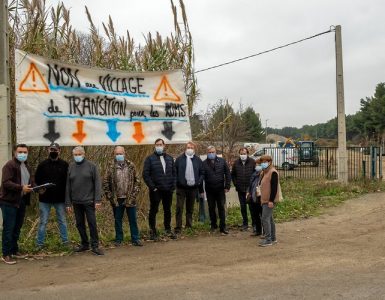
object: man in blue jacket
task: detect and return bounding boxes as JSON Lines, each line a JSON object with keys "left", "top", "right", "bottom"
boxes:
{"left": 174, "top": 141, "right": 204, "bottom": 234}
{"left": 202, "top": 146, "right": 231, "bottom": 235}
{"left": 143, "top": 138, "right": 176, "bottom": 240}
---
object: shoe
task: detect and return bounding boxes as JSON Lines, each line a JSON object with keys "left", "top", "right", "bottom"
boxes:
{"left": 165, "top": 230, "right": 177, "bottom": 240}
{"left": 12, "top": 252, "right": 27, "bottom": 259}
{"left": 147, "top": 232, "right": 159, "bottom": 242}
{"left": 74, "top": 245, "right": 90, "bottom": 252}
{"left": 259, "top": 240, "right": 273, "bottom": 247}
{"left": 241, "top": 225, "right": 249, "bottom": 232}
{"left": 220, "top": 229, "right": 229, "bottom": 235}
{"left": 2, "top": 256, "right": 17, "bottom": 265}
{"left": 132, "top": 240, "right": 143, "bottom": 247}
{"left": 272, "top": 239, "right": 278, "bottom": 244}
{"left": 113, "top": 241, "right": 122, "bottom": 247}
{"left": 250, "top": 232, "right": 262, "bottom": 237}
{"left": 91, "top": 247, "right": 104, "bottom": 256}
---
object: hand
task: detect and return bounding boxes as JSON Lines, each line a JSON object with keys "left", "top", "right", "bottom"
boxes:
{"left": 246, "top": 192, "right": 250, "bottom": 199}
{"left": 268, "top": 202, "right": 274, "bottom": 209}
{"left": 153, "top": 188, "right": 158, "bottom": 192}
{"left": 22, "top": 185, "right": 33, "bottom": 194}
{"left": 66, "top": 206, "right": 72, "bottom": 214}
{"left": 224, "top": 189, "right": 229, "bottom": 193}
{"left": 95, "top": 202, "right": 102, "bottom": 210}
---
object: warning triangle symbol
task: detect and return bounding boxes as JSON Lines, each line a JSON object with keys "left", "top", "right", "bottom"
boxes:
{"left": 19, "top": 63, "right": 49, "bottom": 93}
{"left": 154, "top": 76, "right": 181, "bottom": 102}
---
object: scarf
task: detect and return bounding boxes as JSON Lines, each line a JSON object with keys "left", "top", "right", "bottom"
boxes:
{"left": 185, "top": 154, "right": 195, "bottom": 186}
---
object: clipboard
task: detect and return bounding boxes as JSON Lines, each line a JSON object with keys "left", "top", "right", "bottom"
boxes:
{"left": 32, "top": 183, "right": 56, "bottom": 192}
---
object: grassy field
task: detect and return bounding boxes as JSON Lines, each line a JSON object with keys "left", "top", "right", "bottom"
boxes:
{"left": 9, "top": 178, "right": 385, "bottom": 255}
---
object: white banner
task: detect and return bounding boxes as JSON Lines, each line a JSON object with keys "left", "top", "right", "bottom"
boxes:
{"left": 15, "top": 49, "right": 191, "bottom": 146}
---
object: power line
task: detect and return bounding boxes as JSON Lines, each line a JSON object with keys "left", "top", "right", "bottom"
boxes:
{"left": 195, "top": 27, "right": 335, "bottom": 74}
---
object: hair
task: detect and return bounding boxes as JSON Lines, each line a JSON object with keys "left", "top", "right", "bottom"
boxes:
{"left": 260, "top": 155, "right": 272, "bottom": 162}
{"left": 114, "top": 145, "right": 125, "bottom": 153}
{"left": 186, "top": 141, "right": 196, "bottom": 148}
{"left": 255, "top": 158, "right": 262, "bottom": 164}
{"left": 154, "top": 138, "right": 165, "bottom": 145}
{"left": 207, "top": 145, "right": 216, "bottom": 152}
{"left": 72, "top": 146, "right": 85, "bottom": 154}
{"left": 238, "top": 147, "right": 249, "bottom": 154}
{"left": 14, "top": 143, "right": 28, "bottom": 151}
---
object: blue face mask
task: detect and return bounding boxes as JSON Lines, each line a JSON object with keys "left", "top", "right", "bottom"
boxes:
{"left": 207, "top": 153, "right": 216, "bottom": 160}
{"left": 74, "top": 155, "right": 84, "bottom": 163}
{"left": 255, "top": 165, "right": 263, "bottom": 172}
{"left": 115, "top": 154, "right": 125, "bottom": 162}
{"left": 155, "top": 146, "right": 164, "bottom": 155}
{"left": 261, "top": 162, "right": 269, "bottom": 170}
{"left": 16, "top": 153, "right": 28, "bottom": 162}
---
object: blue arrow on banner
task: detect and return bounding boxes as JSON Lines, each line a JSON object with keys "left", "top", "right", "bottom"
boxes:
{"left": 106, "top": 120, "right": 121, "bottom": 142}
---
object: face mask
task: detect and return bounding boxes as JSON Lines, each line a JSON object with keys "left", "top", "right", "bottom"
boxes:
{"left": 115, "top": 154, "right": 125, "bottom": 162}
{"left": 261, "top": 162, "right": 269, "bottom": 170}
{"left": 185, "top": 149, "right": 194, "bottom": 156}
{"left": 207, "top": 153, "right": 216, "bottom": 160}
{"left": 255, "top": 165, "right": 263, "bottom": 172}
{"left": 155, "top": 146, "right": 164, "bottom": 155}
{"left": 74, "top": 156, "right": 84, "bottom": 163}
{"left": 16, "top": 153, "right": 28, "bottom": 162}
{"left": 240, "top": 154, "right": 247, "bottom": 161}
{"left": 49, "top": 152, "right": 59, "bottom": 159}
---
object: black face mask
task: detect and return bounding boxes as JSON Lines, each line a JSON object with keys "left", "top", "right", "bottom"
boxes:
{"left": 49, "top": 151, "right": 59, "bottom": 159}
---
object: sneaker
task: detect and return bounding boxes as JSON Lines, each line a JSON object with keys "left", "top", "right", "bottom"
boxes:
{"left": 132, "top": 240, "right": 143, "bottom": 247}
{"left": 259, "top": 240, "right": 273, "bottom": 247}
{"left": 220, "top": 229, "right": 229, "bottom": 235}
{"left": 147, "top": 232, "right": 159, "bottom": 242}
{"left": 12, "top": 252, "right": 27, "bottom": 259}
{"left": 74, "top": 245, "right": 90, "bottom": 252}
{"left": 165, "top": 230, "right": 177, "bottom": 240}
{"left": 241, "top": 225, "right": 249, "bottom": 232}
{"left": 91, "top": 247, "right": 104, "bottom": 256}
{"left": 2, "top": 256, "right": 17, "bottom": 265}
{"left": 272, "top": 239, "right": 278, "bottom": 244}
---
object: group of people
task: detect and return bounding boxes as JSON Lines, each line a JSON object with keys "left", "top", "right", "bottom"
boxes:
{"left": 0, "top": 139, "right": 280, "bottom": 265}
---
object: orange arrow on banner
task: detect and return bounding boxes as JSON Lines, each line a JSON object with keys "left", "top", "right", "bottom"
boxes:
{"left": 72, "top": 120, "right": 87, "bottom": 143}
{"left": 132, "top": 122, "right": 144, "bottom": 143}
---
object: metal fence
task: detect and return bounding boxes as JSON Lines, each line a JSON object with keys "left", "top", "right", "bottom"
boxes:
{"left": 252, "top": 146, "right": 383, "bottom": 180}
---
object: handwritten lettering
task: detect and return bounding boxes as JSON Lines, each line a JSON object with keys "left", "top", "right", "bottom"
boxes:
{"left": 47, "top": 99, "right": 62, "bottom": 113}
{"left": 165, "top": 103, "right": 186, "bottom": 117}
{"left": 99, "top": 74, "right": 145, "bottom": 94}
{"left": 47, "top": 64, "right": 81, "bottom": 87}
{"left": 66, "top": 95, "right": 126, "bottom": 117}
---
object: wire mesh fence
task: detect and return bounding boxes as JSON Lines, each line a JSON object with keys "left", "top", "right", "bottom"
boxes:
{"left": 251, "top": 146, "right": 383, "bottom": 180}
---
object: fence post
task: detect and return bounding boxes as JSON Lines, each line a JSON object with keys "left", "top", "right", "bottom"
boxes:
{"left": 370, "top": 146, "right": 377, "bottom": 179}
{"left": 362, "top": 160, "right": 366, "bottom": 178}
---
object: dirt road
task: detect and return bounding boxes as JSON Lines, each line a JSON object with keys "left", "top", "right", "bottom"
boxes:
{"left": 1, "top": 192, "right": 385, "bottom": 300}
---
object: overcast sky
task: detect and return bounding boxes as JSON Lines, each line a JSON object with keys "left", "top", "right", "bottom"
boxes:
{"left": 46, "top": 0, "right": 385, "bottom": 128}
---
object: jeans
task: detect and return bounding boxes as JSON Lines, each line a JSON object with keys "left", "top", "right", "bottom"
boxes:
{"left": 73, "top": 202, "right": 99, "bottom": 249}
{"left": 36, "top": 202, "right": 68, "bottom": 247}
{"left": 261, "top": 203, "right": 276, "bottom": 242}
{"left": 175, "top": 187, "right": 197, "bottom": 232}
{"left": 237, "top": 192, "right": 249, "bottom": 227}
{"left": 1, "top": 200, "right": 26, "bottom": 256}
{"left": 249, "top": 200, "right": 262, "bottom": 234}
{"left": 112, "top": 200, "right": 140, "bottom": 242}
{"left": 148, "top": 190, "right": 173, "bottom": 232}
{"left": 206, "top": 189, "right": 226, "bottom": 231}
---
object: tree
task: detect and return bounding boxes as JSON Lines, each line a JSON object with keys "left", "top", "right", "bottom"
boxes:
{"left": 241, "top": 107, "right": 264, "bottom": 142}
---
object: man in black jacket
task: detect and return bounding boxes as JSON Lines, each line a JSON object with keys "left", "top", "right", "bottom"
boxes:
{"left": 231, "top": 147, "right": 256, "bottom": 232}
{"left": 35, "top": 143, "right": 69, "bottom": 249}
{"left": 174, "top": 141, "right": 204, "bottom": 234}
{"left": 202, "top": 146, "right": 231, "bottom": 235}
{"left": 143, "top": 138, "right": 176, "bottom": 240}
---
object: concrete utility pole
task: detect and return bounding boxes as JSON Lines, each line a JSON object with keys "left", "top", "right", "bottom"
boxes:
{"left": 335, "top": 25, "right": 348, "bottom": 183}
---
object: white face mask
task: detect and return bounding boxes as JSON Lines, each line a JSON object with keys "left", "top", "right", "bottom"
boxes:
{"left": 240, "top": 154, "right": 248, "bottom": 161}
{"left": 185, "top": 149, "right": 195, "bottom": 156}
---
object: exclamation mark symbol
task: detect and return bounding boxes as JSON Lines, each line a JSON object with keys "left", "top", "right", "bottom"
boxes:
{"left": 32, "top": 69, "right": 36, "bottom": 88}
{"left": 164, "top": 80, "right": 168, "bottom": 97}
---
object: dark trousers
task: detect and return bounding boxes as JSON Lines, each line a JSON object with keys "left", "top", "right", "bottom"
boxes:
{"left": 238, "top": 191, "right": 249, "bottom": 226}
{"left": 249, "top": 200, "right": 263, "bottom": 234}
{"left": 112, "top": 200, "right": 140, "bottom": 243}
{"left": 206, "top": 189, "right": 226, "bottom": 231}
{"left": 1, "top": 201, "right": 26, "bottom": 256}
{"left": 73, "top": 202, "right": 99, "bottom": 249}
{"left": 175, "top": 187, "right": 197, "bottom": 232}
{"left": 148, "top": 190, "right": 173, "bottom": 232}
